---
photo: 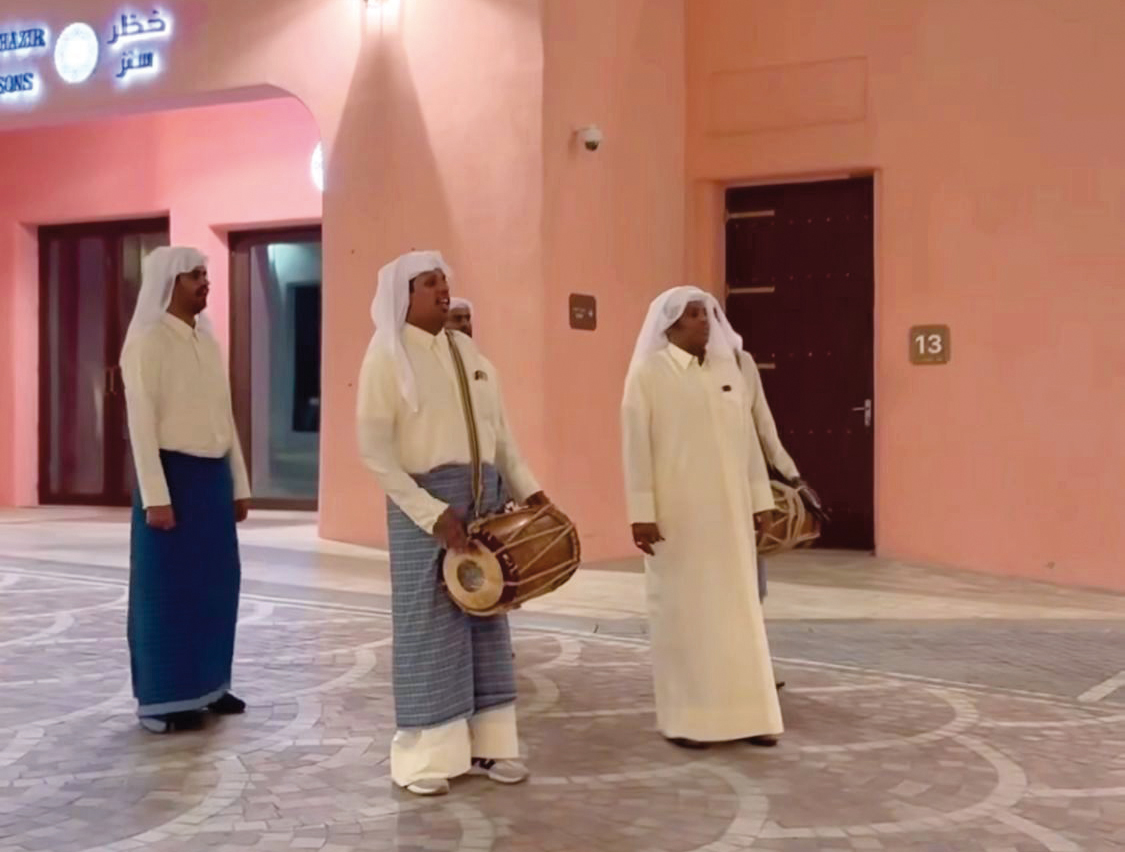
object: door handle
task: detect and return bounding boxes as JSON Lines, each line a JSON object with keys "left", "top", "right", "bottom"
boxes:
{"left": 851, "top": 399, "right": 872, "bottom": 428}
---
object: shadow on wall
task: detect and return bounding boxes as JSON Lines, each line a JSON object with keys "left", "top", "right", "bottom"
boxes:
{"left": 317, "top": 0, "right": 458, "bottom": 546}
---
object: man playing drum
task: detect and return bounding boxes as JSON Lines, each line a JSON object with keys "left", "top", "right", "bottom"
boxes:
{"left": 357, "top": 251, "right": 549, "bottom": 797}
{"left": 621, "top": 286, "right": 783, "bottom": 749}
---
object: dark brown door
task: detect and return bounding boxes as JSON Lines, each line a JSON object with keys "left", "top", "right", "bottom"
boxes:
{"left": 229, "top": 227, "right": 322, "bottom": 510}
{"left": 38, "top": 219, "right": 170, "bottom": 506}
{"left": 725, "top": 178, "right": 875, "bottom": 550}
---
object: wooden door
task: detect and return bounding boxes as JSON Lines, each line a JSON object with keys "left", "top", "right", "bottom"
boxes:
{"left": 38, "top": 219, "right": 169, "bottom": 506}
{"left": 724, "top": 178, "right": 875, "bottom": 550}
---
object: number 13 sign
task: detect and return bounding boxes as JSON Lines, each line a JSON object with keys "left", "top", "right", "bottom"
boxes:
{"left": 909, "top": 325, "right": 950, "bottom": 365}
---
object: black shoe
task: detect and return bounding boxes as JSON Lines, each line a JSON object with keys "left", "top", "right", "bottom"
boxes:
{"left": 142, "top": 710, "right": 206, "bottom": 733}
{"left": 667, "top": 737, "right": 709, "bottom": 750}
{"left": 208, "top": 692, "right": 247, "bottom": 715}
{"left": 775, "top": 681, "right": 786, "bottom": 691}
{"left": 167, "top": 710, "right": 206, "bottom": 730}
{"left": 746, "top": 735, "right": 779, "bottom": 747}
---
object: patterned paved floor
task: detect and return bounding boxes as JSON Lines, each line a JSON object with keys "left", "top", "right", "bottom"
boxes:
{"left": 2, "top": 513, "right": 1124, "bottom": 851}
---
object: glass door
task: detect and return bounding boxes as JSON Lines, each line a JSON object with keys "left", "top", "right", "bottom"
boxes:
{"left": 229, "top": 227, "right": 322, "bottom": 509}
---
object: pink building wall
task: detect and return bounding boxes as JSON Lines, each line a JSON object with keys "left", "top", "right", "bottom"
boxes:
{"left": 0, "top": 0, "right": 657, "bottom": 558}
{"left": 539, "top": 2, "right": 686, "bottom": 559}
{"left": 309, "top": 0, "right": 687, "bottom": 561}
{"left": 687, "top": 0, "right": 1125, "bottom": 590}
{"left": 2, "top": 0, "right": 1121, "bottom": 590}
{"left": 0, "top": 97, "right": 322, "bottom": 505}
{"left": 315, "top": 0, "right": 554, "bottom": 550}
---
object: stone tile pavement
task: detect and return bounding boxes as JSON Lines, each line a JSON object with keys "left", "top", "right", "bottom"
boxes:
{"left": 1, "top": 510, "right": 1124, "bottom": 850}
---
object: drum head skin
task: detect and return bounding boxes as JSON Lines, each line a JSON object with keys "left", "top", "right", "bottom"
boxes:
{"left": 443, "top": 544, "right": 506, "bottom": 612}
{"left": 441, "top": 503, "right": 582, "bottom": 616}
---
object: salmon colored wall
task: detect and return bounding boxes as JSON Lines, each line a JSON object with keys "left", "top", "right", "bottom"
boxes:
{"left": 7, "top": 0, "right": 1116, "bottom": 588}
{"left": 0, "top": 0, "right": 543, "bottom": 540}
{"left": 687, "top": 0, "right": 1125, "bottom": 590}
{"left": 540, "top": 0, "right": 686, "bottom": 559}
{"left": 316, "top": 0, "right": 551, "bottom": 551}
{"left": 0, "top": 0, "right": 687, "bottom": 562}
{"left": 0, "top": 97, "right": 321, "bottom": 505}
{"left": 0, "top": 0, "right": 370, "bottom": 517}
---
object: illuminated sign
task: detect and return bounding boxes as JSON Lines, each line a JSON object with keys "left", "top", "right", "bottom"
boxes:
{"left": 115, "top": 48, "right": 158, "bottom": 82}
{"left": 0, "top": 28, "right": 47, "bottom": 53}
{"left": 107, "top": 11, "right": 172, "bottom": 46}
{"left": 0, "top": 24, "right": 48, "bottom": 101}
{"left": 108, "top": 11, "right": 171, "bottom": 85}
{"left": 0, "top": 8, "right": 172, "bottom": 106}
{"left": 55, "top": 22, "right": 99, "bottom": 84}
{"left": 0, "top": 72, "right": 35, "bottom": 93}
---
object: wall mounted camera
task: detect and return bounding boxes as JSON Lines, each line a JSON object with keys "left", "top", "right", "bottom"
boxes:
{"left": 577, "top": 125, "right": 604, "bottom": 152}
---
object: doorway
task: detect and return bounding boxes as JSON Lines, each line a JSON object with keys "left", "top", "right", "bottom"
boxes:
{"left": 38, "top": 218, "right": 170, "bottom": 506}
{"left": 724, "top": 177, "right": 875, "bottom": 550}
{"left": 229, "top": 227, "right": 323, "bottom": 510}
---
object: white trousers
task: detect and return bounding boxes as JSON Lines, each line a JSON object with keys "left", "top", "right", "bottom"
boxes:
{"left": 390, "top": 704, "right": 519, "bottom": 787}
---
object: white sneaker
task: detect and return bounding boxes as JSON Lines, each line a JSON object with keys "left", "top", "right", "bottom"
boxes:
{"left": 468, "top": 759, "right": 529, "bottom": 785}
{"left": 404, "top": 778, "right": 450, "bottom": 796}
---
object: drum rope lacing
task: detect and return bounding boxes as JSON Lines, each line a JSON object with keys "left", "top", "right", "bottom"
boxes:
{"left": 469, "top": 505, "right": 580, "bottom": 588}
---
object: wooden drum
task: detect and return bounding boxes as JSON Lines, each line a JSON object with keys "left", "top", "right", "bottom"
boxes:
{"left": 756, "top": 480, "right": 823, "bottom": 556}
{"left": 443, "top": 503, "right": 581, "bottom": 617}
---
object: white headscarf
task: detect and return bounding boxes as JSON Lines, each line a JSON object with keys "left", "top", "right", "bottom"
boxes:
{"left": 449, "top": 296, "right": 473, "bottom": 313}
{"left": 121, "top": 246, "right": 210, "bottom": 361}
{"left": 627, "top": 285, "right": 743, "bottom": 379}
{"left": 369, "top": 250, "right": 453, "bottom": 411}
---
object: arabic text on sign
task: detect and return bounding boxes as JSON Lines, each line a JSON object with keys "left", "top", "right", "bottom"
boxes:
{"left": 117, "top": 50, "right": 156, "bottom": 79}
{"left": 0, "top": 28, "right": 48, "bottom": 53}
{"left": 107, "top": 12, "right": 169, "bottom": 47}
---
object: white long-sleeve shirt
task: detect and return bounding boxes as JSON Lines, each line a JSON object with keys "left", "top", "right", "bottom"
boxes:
{"left": 356, "top": 324, "right": 541, "bottom": 533}
{"left": 121, "top": 314, "right": 251, "bottom": 508}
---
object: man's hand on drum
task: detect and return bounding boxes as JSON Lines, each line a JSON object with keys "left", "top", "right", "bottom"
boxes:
{"left": 631, "top": 523, "right": 664, "bottom": 556}
{"left": 793, "top": 478, "right": 830, "bottom": 524}
{"left": 434, "top": 507, "right": 470, "bottom": 552}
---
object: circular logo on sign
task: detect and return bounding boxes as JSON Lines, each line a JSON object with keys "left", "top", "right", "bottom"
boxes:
{"left": 55, "top": 23, "right": 99, "bottom": 84}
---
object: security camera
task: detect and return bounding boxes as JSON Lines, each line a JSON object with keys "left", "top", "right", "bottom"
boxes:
{"left": 577, "top": 125, "right": 604, "bottom": 152}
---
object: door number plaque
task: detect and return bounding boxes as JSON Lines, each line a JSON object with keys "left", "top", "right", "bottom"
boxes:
{"left": 909, "top": 325, "right": 950, "bottom": 365}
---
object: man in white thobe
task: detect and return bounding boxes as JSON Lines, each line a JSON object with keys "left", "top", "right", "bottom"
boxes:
{"left": 621, "top": 286, "right": 783, "bottom": 748}
{"left": 356, "top": 251, "right": 547, "bottom": 796}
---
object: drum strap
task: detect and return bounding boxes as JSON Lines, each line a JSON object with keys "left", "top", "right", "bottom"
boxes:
{"left": 445, "top": 331, "right": 484, "bottom": 514}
